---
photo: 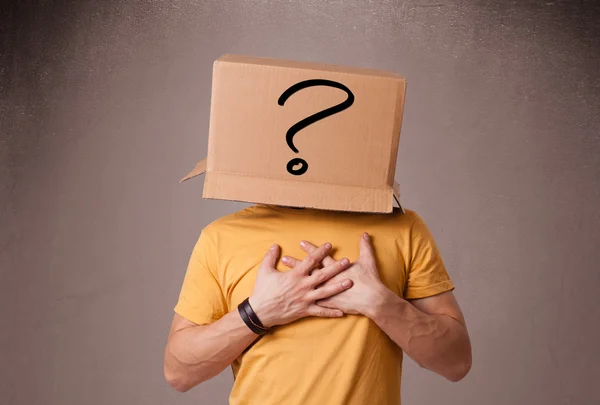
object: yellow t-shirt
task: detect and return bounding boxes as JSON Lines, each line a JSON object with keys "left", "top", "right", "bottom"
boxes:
{"left": 174, "top": 204, "right": 454, "bottom": 405}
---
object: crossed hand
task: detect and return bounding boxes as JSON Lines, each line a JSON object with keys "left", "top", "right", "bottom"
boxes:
{"left": 282, "top": 233, "right": 385, "bottom": 316}
{"left": 249, "top": 233, "right": 386, "bottom": 328}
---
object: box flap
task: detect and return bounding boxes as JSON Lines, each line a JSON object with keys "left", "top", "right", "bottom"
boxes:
{"left": 392, "top": 180, "right": 405, "bottom": 214}
{"left": 203, "top": 171, "right": 395, "bottom": 213}
{"left": 179, "top": 158, "right": 405, "bottom": 214}
{"left": 179, "top": 158, "right": 207, "bottom": 183}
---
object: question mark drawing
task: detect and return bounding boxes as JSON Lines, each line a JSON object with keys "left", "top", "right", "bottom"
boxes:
{"left": 278, "top": 79, "right": 355, "bottom": 176}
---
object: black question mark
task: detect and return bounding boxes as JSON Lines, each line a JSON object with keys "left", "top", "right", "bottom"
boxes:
{"left": 278, "top": 79, "right": 355, "bottom": 176}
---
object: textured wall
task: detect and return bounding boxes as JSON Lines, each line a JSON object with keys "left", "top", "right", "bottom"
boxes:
{"left": 1, "top": 1, "right": 599, "bottom": 404}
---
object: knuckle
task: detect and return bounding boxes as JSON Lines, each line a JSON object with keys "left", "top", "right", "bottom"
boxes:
{"left": 331, "top": 267, "right": 342, "bottom": 277}
{"left": 314, "top": 271, "right": 326, "bottom": 283}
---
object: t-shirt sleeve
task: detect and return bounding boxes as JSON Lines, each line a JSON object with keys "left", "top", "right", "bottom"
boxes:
{"left": 173, "top": 229, "right": 228, "bottom": 325}
{"left": 404, "top": 213, "right": 455, "bottom": 300}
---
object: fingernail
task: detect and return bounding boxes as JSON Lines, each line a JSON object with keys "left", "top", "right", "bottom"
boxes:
{"left": 342, "top": 279, "right": 352, "bottom": 288}
{"left": 282, "top": 256, "right": 290, "bottom": 263}
{"left": 340, "top": 258, "right": 349, "bottom": 266}
{"left": 300, "top": 241, "right": 306, "bottom": 247}
{"left": 325, "top": 242, "right": 332, "bottom": 249}
{"left": 363, "top": 233, "right": 369, "bottom": 240}
{"left": 270, "top": 244, "right": 277, "bottom": 251}
{"left": 336, "top": 311, "right": 344, "bottom": 317}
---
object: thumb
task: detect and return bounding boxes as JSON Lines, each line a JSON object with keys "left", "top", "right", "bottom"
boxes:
{"left": 359, "top": 233, "right": 375, "bottom": 262}
{"left": 260, "top": 244, "right": 280, "bottom": 272}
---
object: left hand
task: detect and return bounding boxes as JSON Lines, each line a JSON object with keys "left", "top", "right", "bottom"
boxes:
{"left": 281, "top": 233, "right": 387, "bottom": 316}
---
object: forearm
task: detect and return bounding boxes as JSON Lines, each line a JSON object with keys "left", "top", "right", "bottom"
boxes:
{"left": 367, "top": 288, "right": 472, "bottom": 382}
{"left": 164, "top": 309, "right": 258, "bottom": 392}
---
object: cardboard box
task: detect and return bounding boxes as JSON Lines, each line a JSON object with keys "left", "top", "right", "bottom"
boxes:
{"left": 180, "top": 54, "right": 406, "bottom": 213}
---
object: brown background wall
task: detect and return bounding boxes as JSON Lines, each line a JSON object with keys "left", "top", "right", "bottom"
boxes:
{"left": 1, "top": 1, "right": 599, "bottom": 404}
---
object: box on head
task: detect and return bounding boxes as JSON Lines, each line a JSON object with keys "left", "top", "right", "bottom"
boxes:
{"left": 180, "top": 54, "right": 407, "bottom": 214}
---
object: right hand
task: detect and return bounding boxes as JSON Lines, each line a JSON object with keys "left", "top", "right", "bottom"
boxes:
{"left": 248, "top": 242, "right": 353, "bottom": 328}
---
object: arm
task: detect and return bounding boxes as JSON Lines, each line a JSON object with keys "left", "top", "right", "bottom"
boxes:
{"left": 366, "top": 289, "right": 472, "bottom": 382}
{"left": 164, "top": 312, "right": 258, "bottom": 392}
{"left": 284, "top": 232, "right": 472, "bottom": 382}
{"left": 164, "top": 242, "right": 353, "bottom": 392}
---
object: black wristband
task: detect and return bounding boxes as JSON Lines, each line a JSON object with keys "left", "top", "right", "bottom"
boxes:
{"left": 242, "top": 298, "right": 268, "bottom": 330}
{"left": 238, "top": 298, "right": 268, "bottom": 335}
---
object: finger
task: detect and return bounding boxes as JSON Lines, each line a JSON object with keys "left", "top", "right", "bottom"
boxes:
{"left": 282, "top": 255, "right": 322, "bottom": 276}
{"left": 315, "top": 298, "right": 335, "bottom": 308}
{"left": 281, "top": 255, "right": 301, "bottom": 268}
{"left": 359, "top": 233, "right": 375, "bottom": 262}
{"left": 295, "top": 242, "right": 333, "bottom": 275}
{"left": 300, "top": 240, "right": 336, "bottom": 266}
{"left": 307, "top": 278, "right": 353, "bottom": 301}
{"left": 308, "top": 257, "right": 351, "bottom": 286}
{"left": 260, "top": 244, "right": 280, "bottom": 271}
{"left": 306, "top": 305, "right": 344, "bottom": 318}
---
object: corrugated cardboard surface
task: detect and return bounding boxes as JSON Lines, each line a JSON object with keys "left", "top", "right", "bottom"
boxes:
{"left": 185, "top": 54, "right": 406, "bottom": 213}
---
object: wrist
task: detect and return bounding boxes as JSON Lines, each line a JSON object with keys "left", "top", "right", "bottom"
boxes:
{"left": 248, "top": 296, "right": 274, "bottom": 328}
{"left": 364, "top": 284, "right": 400, "bottom": 321}
{"left": 239, "top": 297, "right": 270, "bottom": 334}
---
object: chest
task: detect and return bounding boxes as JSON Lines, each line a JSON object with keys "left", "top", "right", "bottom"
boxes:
{"left": 217, "top": 236, "right": 409, "bottom": 311}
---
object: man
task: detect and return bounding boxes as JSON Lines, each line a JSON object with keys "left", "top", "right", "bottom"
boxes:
{"left": 164, "top": 203, "right": 472, "bottom": 405}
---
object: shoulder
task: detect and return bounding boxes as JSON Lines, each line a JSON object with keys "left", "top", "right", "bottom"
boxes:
{"left": 401, "top": 208, "right": 437, "bottom": 236}
{"left": 201, "top": 204, "right": 270, "bottom": 236}
{"left": 382, "top": 207, "right": 422, "bottom": 228}
{"left": 375, "top": 208, "right": 437, "bottom": 242}
{"left": 402, "top": 208, "right": 427, "bottom": 228}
